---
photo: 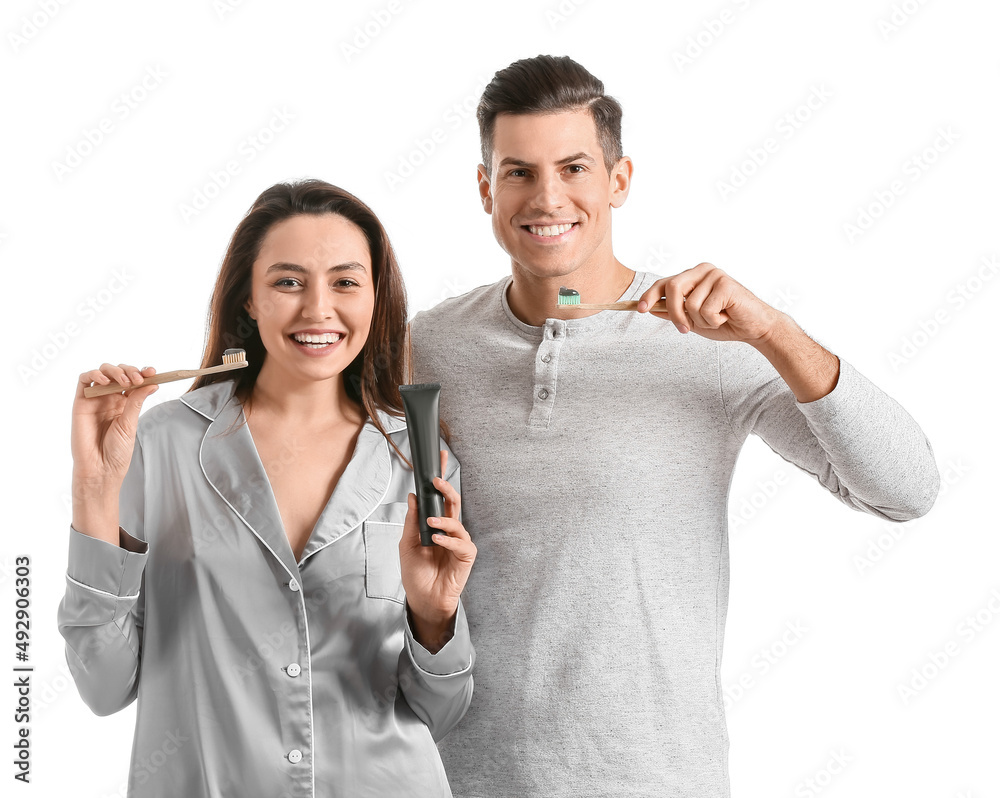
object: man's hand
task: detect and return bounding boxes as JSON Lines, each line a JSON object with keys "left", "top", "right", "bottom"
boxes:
{"left": 636, "top": 262, "right": 781, "bottom": 344}
{"left": 637, "top": 262, "right": 840, "bottom": 402}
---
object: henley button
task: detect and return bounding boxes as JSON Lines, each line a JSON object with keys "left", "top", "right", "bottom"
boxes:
{"left": 287, "top": 663, "right": 301, "bottom": 677}
{"left": 541, "top": 354, "right": 551, "bottom": 363}
{"left": 288, "top": 749, "right": 303, "bottom": 764}
{"left": 538, "top": 389, "right": 549, "bottom": 400}
{"left": 288, "top": 579, "right": 300, "bottom": 592}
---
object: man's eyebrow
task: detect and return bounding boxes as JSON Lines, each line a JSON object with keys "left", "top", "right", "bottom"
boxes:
{"left": 556, "top": 152, "right": 595, "bottom": 166}
{"left": 264, "top": 261, "right": 368, "bottom": 275}
{"left": 497, "top": 152, "right": 596, "bottom": 169}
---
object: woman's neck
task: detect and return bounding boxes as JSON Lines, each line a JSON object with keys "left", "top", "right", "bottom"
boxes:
{"left": 247, "top": 360, "right": 363, "bottom": 428}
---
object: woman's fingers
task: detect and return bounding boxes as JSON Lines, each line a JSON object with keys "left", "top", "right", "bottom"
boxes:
{"left": 427, "top": 514, "right": 472, "bottom": 542}
{"left": 433, "top": 475, "right": 462, "bottom": 520}
{"left": 429, "top": 528, "right": 477, "bottom": 562}
{"left": 429, "top": 532, "right": 476, "bottom": 556}
{"left": 87, "top": 363, "right": 150, "bottom": 392}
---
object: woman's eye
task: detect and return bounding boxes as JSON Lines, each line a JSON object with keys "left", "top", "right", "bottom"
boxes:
{"left": 334, "top": 279, "right": 359, "bottom": 288}
{"left": 273, "top": 278, "right": 300, "bottom": 288}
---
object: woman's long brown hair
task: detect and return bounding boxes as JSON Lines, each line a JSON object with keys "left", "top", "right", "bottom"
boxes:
{"left": 189, "top": 179, "right": 411, "bottom": 452}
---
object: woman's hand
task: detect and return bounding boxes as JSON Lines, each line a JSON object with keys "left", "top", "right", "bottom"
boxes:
{"left": 399, "top": 450, "right": 477, "bottom": 653}
{"left": 71, "top": 364, "right": 158, "bottom": 543}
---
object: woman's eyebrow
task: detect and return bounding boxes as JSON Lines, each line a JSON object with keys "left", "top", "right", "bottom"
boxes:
{"left": 265, "top": 261, "right": 368, "bottom": 275}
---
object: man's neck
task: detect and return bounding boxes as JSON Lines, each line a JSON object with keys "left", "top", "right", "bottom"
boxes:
{"left": 506, "top": 259, "right": 636, "bottom": 326}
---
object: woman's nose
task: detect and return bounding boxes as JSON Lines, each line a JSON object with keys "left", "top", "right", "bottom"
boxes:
{"left": 301, "top": 284, "right": 333, "bottom": 320}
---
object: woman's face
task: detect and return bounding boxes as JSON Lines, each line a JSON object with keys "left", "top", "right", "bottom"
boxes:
{"left": 245, "top": 213, "right": 376, "bottom": 386}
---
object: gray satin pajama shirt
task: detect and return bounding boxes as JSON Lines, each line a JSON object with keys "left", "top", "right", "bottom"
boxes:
{"left": 58, "top": 380, "right": 474, "bottom": 797}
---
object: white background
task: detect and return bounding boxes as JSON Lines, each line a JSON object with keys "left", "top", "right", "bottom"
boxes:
{"left": 2, "top": 0, "right": 998, "bottom": 796}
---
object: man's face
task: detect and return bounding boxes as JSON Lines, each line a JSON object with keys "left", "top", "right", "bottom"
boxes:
{"left": 478, "top": 109, "right": 630, "bottom": 283}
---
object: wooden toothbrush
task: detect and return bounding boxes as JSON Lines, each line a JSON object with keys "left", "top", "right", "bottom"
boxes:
{"left": 556, "top": 286, "right": 670, "bottom": 312}
{"left": 83, "top": 349, "right": 248, "bottom": 398}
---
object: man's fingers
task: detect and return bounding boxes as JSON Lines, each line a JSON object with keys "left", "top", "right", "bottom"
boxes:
{"left": 684, "top": 271, "right": 723, "bottom": 329}
{"left": 637, "top": 281, "right": 667, "bottom": 314}
{"left": 662, "top": 275, "right": 690, "bottom": 333}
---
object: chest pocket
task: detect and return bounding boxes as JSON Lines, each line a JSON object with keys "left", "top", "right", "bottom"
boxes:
{"left": 363, "top": 521, "right": 405, "bottom": 604}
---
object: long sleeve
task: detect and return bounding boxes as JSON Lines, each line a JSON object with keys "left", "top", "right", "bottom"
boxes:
{"left": 719, "top": 344, "right": 940, "bottom": 521}
{"left": 397, "top": 447, "right": 475, "bottom": 741}
{"left": 57, "top": 436, "right": 148, "bottom": 716}
{"left": 399, "top": 600, "right": 476, "bottom": 741}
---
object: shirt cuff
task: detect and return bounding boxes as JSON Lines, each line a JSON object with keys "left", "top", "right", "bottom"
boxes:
{"left": 404, "top": 600, "right": 474, "bottom": 677}
{"left": 794, "top": 357, "right": 864, "bottom": 426}
{"left": 66, "top": 525, "right": 148, "bottom": 599}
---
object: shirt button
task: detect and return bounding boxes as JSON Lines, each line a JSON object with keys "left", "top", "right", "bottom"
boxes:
{"left": 286, "top": 663, "right": 301, "bottom": 677}
{"left": 537, "top": 389, "right": 549, "bottom": 400}
{"left": 288, "top": 749, "right": 303, "bottom": 764}
{"left": 288, "top": 579, "right": 300, "bottom": 592}
{"left": 541, "top": 354, "right": 551, "bottom": 363}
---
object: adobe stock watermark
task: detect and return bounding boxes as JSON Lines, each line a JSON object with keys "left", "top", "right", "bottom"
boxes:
{"left": 31, "top": 662, "right": 74, "bottom": 716}
{"left": 716, "top": 84, "right": 833, "bottom": 201}
{"left": 213, "top": 0, "right": 251, "bottom": 20}
{"left": 672, "top": 0, "right": 756, "bottom": 72}
{"left": 18, "top": 266, "right": 134, "bottom": 385}
{"left": 133, "top": 729, "right": 190, "bottom": 787}
{"left": 723, "top": 619, "right": 808, "bottom": 710}
{"left": 51, "top": 66, "right": 168, "bottom": 182}
{"left": 177, "top": 106, "right": 295, "bottom": 223}
{"left": 887, "top": 255, "right": 997, "bottom": 370}
{"left": 841, "top": 125, "right": 959, "bottom": 244}
{"left": 853, "top": 456, "right": 970, "bottom": 574}
{"left": 545, "top": 0, "right": 589, "bottom": 29}
{"left": 877, "top": 0, "right": 932, "bottom": 40}
{"left": 340, "top": 0, "right": 405, "bottom": 63}
{"left": 793, "top": 749, "right": 853, "bottom": 797}
{"left": 729, "top": 467, "right": 789, "bottom": 531}
{"left": 637, "top": 243, "right": 672, "bottom": 274}
{"left": 383, "top": 75, "right": 490, "bottom": 193}
{"left": 7, "top": 0, "right": 71, "bottom": 53}
{"left": 896, "top": 587, "right": 1000, "bottom": 706}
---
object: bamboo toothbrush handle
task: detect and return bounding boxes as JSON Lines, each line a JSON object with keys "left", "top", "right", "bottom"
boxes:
{"left": 569, "top": 300, "right": 670, "bottom": 312}
{"left": 83, "top": 361, "right": 247, "bottom": 398}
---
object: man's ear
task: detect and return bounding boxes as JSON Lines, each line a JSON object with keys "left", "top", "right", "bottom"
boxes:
{"left": 609, "top": 155, "right": 633, "bottom": 209}
{"left": 477, "top": 164, "right": 493, "bottom": 214}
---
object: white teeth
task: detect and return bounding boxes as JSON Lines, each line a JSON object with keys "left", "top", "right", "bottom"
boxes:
{"left": 292, "top": 332, "right": 341, "bottom": 345}
{"left": 528, "top": 223, "right": 573, "bottom": 237}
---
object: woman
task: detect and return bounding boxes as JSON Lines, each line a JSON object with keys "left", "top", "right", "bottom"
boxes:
{"left": 58, "top": 180, "right": 477, "bottom": 797}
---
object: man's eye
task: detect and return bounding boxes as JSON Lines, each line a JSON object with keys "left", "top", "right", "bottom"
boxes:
{"left": 509, "top": 169, "right": 527, "bottom": 178}
{"left": 566, "top": 164, "right": 585, "bottom": 174}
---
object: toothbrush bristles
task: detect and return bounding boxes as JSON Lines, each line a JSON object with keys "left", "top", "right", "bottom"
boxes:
{"left": 222, "top": 348, "right": 246, "bottom": 365}
{"left": 557, "top": 286, "right": 581, "bottom": 305}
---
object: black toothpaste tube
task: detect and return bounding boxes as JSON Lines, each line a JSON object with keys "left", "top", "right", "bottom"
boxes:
{"left": 399, "top": 383, "right": 445, "bottom": 546}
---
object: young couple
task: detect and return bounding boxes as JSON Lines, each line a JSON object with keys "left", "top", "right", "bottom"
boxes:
{"left": 60, "top": 55, "right": 939, "bottom": 797}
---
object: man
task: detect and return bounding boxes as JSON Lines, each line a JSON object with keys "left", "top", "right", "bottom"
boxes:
{"left": 409, "top": 55, "right": 938, "bottom": 797}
